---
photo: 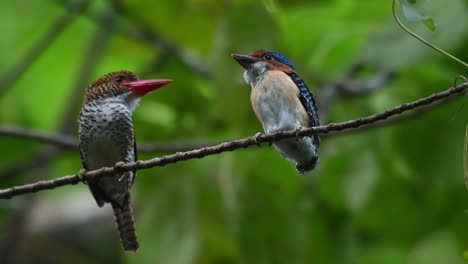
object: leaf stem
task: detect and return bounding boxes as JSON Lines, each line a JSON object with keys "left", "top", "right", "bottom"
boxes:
{"left": 392, "top": 0, "right": 468, "bottom": 69}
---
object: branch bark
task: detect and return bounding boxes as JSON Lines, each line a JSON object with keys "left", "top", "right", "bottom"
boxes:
{"left": 0, "top": 82, "right": 466, "bottom": 199}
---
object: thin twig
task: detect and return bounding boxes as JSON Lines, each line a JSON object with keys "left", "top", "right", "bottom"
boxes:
{"left": 0, "top": 0, "right": 90, "bottom": 97}
{"left": 327, "top": 90, "right": 461, "bottom": 138}
{"left": 1, "top": 82, "right": 466, "bottom": 199}
{"left": 0, "top": 127, "right": 218, "bottom": 153}
{"left": 0, "top": 127, "right": 77, "bottom": 148}
{"left": 317, "top": 64, "right": 396, "bottom": 121}
{"left": 392, "top": 0, "right": 468, "bottom": 69}
{"left": 0, "top": 149, "right": 62, "bottom": 182}
{"left": 138, "top": 141, "right": 220, "bottom": 153}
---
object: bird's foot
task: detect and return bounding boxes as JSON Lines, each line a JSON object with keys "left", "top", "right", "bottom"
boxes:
{"left": 114, "top": 161, "right": 126, "bottom": 170}
{"left": 114, "top": 162, "right": 127, "bottom": 182}
{"left": 254, "top": 132, "right": 264, "bottom": 147}
{"left": 79, "top": 168, "right": 88, "bottom": 184}
{"left": 294, "top": 128, "right": 303, "bottom": 142}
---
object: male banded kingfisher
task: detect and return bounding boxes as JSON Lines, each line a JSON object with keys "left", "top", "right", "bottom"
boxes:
{"left": 232, "top": 50, "right": 320, "bottom": 174}
{"left": 79, "top": 70, "right": 172, "bottom": 252}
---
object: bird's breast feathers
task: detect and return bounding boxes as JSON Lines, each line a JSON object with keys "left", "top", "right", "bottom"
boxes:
{"left": 79, "top": 102, "right": 135, "bottom": 169}
{"left": 250, "top": 70, "right": 309, "bottom": 133}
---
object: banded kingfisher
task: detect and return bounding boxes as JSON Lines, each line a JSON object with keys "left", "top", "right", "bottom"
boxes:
{"left": 232, "top": 50, "right": 320, "bottom": 174}
{"left": 79, "top": 70, "right": 172, "bottom": 252}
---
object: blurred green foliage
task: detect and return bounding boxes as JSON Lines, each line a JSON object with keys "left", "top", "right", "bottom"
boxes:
{"left": 0, "top": 0, "right": 467, "bottom": 263}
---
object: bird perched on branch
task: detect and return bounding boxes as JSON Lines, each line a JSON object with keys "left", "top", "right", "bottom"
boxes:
{"left": 79, "top": 70, "right": 172, "bottom": 252}
{"left": 232, "top": 50, "right": 320, "bottom": 174}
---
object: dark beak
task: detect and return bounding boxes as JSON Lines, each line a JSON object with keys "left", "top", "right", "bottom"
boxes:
{"left": 127, "top": 79, "right": 172, "bottom": 96}
{"left": 231, "top": 54, "right": 260, "bottom": 69}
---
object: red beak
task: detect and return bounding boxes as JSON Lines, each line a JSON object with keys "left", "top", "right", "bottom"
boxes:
{"left": 126, "top": 79, "right": 172, "bottom": 96}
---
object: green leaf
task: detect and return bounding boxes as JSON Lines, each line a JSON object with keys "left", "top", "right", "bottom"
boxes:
{"left": 398, "top": 0, "right": 437, "bottom": 31}
{"left": 362, "top": 0, "right": 467, "bottom": 68}
{"left": 423, "top": 18, "right": 436, "bottom": 31}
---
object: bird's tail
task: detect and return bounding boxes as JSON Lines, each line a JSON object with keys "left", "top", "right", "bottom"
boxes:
{"left": 296, "top": 155, "right": 319, "bottom": 175}
{"left": 111, "top": 196, "right": 139, "bottom": 253}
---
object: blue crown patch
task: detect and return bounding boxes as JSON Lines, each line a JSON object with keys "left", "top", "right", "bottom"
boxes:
{"left": 265, "top": 50, "right": 296, "bottom": 70}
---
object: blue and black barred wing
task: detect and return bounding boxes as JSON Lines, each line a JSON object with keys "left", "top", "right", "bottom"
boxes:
{"left": 288, "top": 73, "right": 320, "bottom": 148}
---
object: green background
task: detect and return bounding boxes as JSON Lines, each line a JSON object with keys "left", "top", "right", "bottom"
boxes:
{"left": 0, "top": 0, "right": 467, "bottom": 263}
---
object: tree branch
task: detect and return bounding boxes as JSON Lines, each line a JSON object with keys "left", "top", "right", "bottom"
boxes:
{"left": 0, "top": 82, "right": 466, "bottom": 199}
{"left": 328, "top": 90, "right": 463, "bottom": 138}
{"left": 0, "top": 127, "right": 218, "bottom": 153}
{"left": 0, "top": 149, "right": 62, "bottom": 183}
{"left": 0, "top": 64, "right": 396, "bottom": 153}
{"left": 0, "top": 127, "right": 76, "bottom": 148}
{"left": 336, "top": 64, "right": 396, "bottom": 95}
{"left": 317, "top": 64, "right": 396, "bottom": 121}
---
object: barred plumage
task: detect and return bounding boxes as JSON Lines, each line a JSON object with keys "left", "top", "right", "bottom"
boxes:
{"left": 232, "top": 50, "right": 320, "bottom": 174}
{"left": 79, "top": 100, "right": 136, "bottom": 207}
{"left": 79, "top": 71, "right": 171, "bottom": 252}
{"left": 288, "top": 72, "right": 320, "bottom": 147}
{"left": 112, "top": 195, "right": 139, "bottom": 253}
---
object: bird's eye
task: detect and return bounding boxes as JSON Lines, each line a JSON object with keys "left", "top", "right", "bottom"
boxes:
{"left": 264, "top": 55, "right": 273, "bottom": 60}
{"left": 115, "top": 76, "right": 124, "bottom": 83}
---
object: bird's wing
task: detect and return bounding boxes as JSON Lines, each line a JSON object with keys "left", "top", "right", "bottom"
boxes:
{"left": 287, "top": 72, "right": 320, "bottom": 147}
{"left": 79, "top": 139, "right": 106, "bottom": 207}
{"left": 131, "top": 136, "right": 137, "bottom": 186}
{"left": 79, "top": 140, "right": 89, "bottom": 171}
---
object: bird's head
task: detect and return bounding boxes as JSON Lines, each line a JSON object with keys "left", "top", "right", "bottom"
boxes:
{"left": 231, "top": 50, "right": 296, "bottom": 86}
{"left": 83, "top": 70, "right": 172, "bottom": 111}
